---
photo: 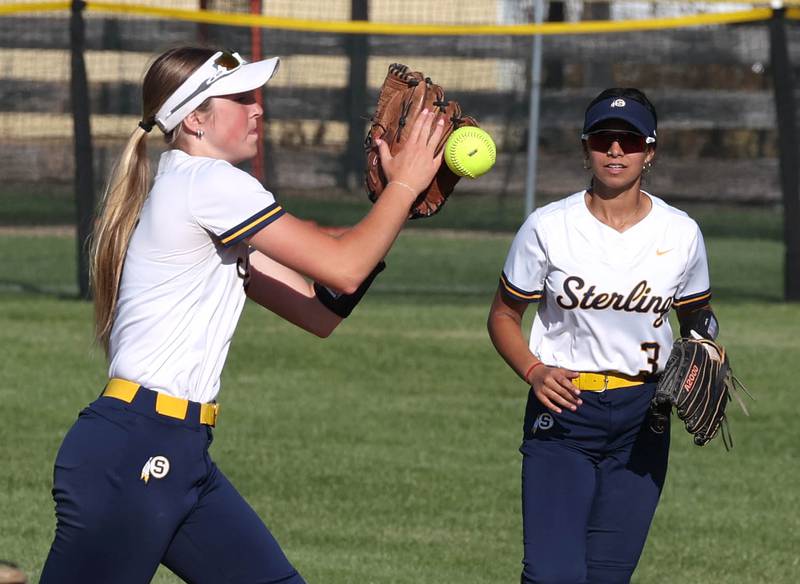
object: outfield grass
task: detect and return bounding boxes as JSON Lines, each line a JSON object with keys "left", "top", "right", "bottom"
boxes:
{"left": 1, "top": 185, "right": 786, "bottom": 239}
{"left": 0, "top": 215, "right": 798, "bottom": 583}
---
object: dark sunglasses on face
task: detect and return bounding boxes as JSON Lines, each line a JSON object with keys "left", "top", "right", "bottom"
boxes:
{"left": 584, "top": 131, "right": 649, "bottom": 154}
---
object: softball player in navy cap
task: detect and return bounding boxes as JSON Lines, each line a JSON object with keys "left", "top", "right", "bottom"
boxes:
{"left": 41, "top": 46, "right": 446, "bottom": 583}
{"left": 488, "top": 88, "right": 719, "bottom": 583}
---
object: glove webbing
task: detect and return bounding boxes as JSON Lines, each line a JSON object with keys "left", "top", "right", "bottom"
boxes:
{"left": 717, "top": 372, "right": 753, "bottom": 450}
{"left": 397, "top": 87, "right": 418, "bottom": 131}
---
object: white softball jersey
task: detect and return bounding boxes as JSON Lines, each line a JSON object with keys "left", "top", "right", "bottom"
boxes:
{"left": 501, "top": 191, "right": 711, "bottom": 377}
{"left": 109, "top": 150, "right": 285, "bottom": 403}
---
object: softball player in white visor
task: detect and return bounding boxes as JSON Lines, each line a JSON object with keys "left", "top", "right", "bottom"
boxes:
{"left": 41, "top": 46, "right": 448, "bottom": 583}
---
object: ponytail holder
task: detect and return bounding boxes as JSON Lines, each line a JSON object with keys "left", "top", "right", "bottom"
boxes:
{"left": 138, "top": 120, "right": 154, "bottom": 133}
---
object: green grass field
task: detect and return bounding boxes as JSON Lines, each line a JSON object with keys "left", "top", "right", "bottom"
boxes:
{"left": 1, "top": 207, "right": 798, "bottom": 583}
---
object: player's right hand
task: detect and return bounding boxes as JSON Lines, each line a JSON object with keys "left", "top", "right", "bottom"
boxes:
{"left": 530, "top": 366, "right": 582, "bottom": 414}
{"left": 375, "top": 109, "right": 445, "bottom": 193}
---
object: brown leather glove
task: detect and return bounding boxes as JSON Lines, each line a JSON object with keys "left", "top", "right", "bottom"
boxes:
{"left": 365, "top": 63, "right": 477, "bottom": 219}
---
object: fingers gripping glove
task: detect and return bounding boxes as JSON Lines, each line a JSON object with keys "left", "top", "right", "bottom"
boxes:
{"left": 364, "top": 63, "right": 477, "bottom": 219}
{"left": 650, "top": 338, "right": 751, "bottom": 449}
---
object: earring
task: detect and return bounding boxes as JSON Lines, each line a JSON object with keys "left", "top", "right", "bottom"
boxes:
{"left": 583, "top": 158, "right": 590, "bottom": 170}
{"left": 643, "top": 160, "right": 653, "bottom": 173}
{"left": 196, "top": 129, "right": 204, "bottom": 139}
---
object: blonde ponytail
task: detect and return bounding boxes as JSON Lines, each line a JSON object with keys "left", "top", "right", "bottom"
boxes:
{"left": 90, "top": 45, "right": 216, "bottom": 353}
{"left": 90, "top": 126, "right": 150, "bottom": 352}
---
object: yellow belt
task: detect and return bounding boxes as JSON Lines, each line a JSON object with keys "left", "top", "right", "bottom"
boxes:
{"left": 103, "top": 378, "right": 220, "bottom": 426}
{"left": 574, "top": 372, "right": 649, "bottom": 392}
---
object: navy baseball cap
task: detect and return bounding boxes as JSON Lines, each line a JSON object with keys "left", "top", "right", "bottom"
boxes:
{"left": 582, "top": 96, "right": 657, "bottom": 143}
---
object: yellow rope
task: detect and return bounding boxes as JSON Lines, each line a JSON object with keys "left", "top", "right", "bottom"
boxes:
{"left": 82, "top": 3, "right": 772, "bottom": 35}
{"left": 0, "top": 1, "right": 782, "bottom": 35}
{"left": 0, "top": 1, "right": 69, "bottom": 15}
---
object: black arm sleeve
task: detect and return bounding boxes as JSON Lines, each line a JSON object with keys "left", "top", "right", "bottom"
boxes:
{"left": 314, "top": 261, "right": 386, "bottom": 318}
{"left": 678, "top": 306, "right": 719, "bottom": 340}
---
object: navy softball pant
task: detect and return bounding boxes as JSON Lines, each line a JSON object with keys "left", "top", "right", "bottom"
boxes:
{"left": 40, "top": 387, "right": 306, "bottom": 584}
{"left": 519, "top": 383, "right": 669, "bottom": 584}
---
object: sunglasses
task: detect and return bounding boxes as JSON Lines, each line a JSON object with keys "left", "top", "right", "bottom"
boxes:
{"left": 155, "top": 50, "right": 246, "bottom": 132}
{"left": 163, "top": 51, "right": 244, "bottom": 118}
{"left": 213, "top": 51, "right": 243, "bottom": 71}
{"left": 582, "top": 131, "right": 655, "bottom": 154}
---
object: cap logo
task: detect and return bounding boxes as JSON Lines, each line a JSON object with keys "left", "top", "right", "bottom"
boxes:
{"left": 611, "top": 98, "right": 626, "bottom": 108}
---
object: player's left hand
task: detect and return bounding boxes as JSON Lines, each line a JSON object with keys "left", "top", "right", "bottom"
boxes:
{"left": 529, "top": 365, "right": 582, "bottom": 414}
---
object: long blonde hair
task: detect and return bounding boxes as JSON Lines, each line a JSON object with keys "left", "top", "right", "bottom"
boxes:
{"left": 91, "top": 46, "right": 216, "bottom": 352}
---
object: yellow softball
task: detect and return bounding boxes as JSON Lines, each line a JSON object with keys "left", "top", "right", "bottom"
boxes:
{"left": 444, "top": 127, "right": 497, "bottom": 179}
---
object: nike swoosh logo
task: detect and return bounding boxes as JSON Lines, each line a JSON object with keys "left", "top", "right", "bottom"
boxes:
{"left": 656, "top": 248, "right": 673, "bottom": 256}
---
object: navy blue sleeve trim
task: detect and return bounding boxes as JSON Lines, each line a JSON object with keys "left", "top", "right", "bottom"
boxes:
{"left": 673, "top": 288, "right": 712, "bottom": 310}
{"left": 500, "top": 271, "right": 543, "bottom": 303}
{"left": 219, "top": 203, "right": 285, "bottom": 248}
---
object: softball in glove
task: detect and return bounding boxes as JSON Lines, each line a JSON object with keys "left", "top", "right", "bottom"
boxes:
{"left": 364, "top": 63, "right": 478, "bottom": 219}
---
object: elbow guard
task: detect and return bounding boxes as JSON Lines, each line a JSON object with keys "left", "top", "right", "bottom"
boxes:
{"left": 314, "top": 261, "right": 386, "bottom": 318}
{"left": 679, "top": 307, "right": 719, "bottom": 340}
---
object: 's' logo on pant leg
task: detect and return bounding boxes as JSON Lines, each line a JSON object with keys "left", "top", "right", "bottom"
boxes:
{"left": 532, "top": 413, "right": 554, "bottom": 435}
{"left": 140, "top": 456, "right": 170, "bottom": 484}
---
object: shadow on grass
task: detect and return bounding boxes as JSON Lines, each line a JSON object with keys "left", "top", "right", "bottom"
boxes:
{"left": 0, "top": 279, "right": 81, "bottom": 300}
{"left": 0, "top": 189, "right": 786, "bottom": 242}
{"left": 712, "top": 287, "right": 786, "bottom": 304}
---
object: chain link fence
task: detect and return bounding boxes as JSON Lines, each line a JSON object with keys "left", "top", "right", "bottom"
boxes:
{"left": 0, "top": 1, "right": 797, "bottom": 228}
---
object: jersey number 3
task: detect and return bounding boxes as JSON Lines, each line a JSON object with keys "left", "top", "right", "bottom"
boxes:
{"left": 640, "top": 342, "right": 660, "bottom": 376}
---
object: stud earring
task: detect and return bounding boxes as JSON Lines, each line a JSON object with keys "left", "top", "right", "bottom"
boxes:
{"left": 196, "top": 129, "right": 204, "bottom": 139}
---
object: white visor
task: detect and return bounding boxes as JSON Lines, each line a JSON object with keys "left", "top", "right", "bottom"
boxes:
{"left": 154, "top": 50, "right": 280, "bottom": 133}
